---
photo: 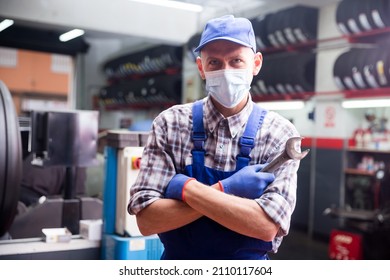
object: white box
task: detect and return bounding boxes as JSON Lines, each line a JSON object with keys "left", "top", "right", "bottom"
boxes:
{"left": 42, "top": 228, "right": 72, "bottom": 243}
{"left": 79, "top": 219, "right": 103, "bottom": 241}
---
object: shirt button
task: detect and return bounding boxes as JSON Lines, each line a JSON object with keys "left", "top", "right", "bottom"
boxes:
{"left": 219, "top": 144, "right": 224, "bottom": 149}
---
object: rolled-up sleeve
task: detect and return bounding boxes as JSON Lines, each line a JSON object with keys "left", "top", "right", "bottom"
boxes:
{"left": 255, "top": 113, "right": 300, "bottom": 237}
{"left": 128, "top": 104, "right": 192, "bottom": 215}
{"left": 127, "top": 115, "right": 175, "bottom": 215}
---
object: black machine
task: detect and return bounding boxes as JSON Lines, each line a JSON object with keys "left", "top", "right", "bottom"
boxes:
{"left": 0, "top": 80, "right": 102, "bottom": 240}
{"left": 0, "top": 80, "right": 22, "bottom": 238}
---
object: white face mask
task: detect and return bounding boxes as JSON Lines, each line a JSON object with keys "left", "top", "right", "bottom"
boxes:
{"left": 204, "top": 68, "right": 253, "bottom": 108}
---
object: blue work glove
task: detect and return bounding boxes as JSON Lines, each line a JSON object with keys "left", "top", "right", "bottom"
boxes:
{"left": 164, "top": 174, "right": 195, "bottom": 201}
{"left": 219, "top": 164, "right": 275, "bottom": 199}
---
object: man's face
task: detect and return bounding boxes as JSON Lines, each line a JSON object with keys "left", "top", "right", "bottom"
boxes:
{"left": 196, "top": 40, "right": 262, "bottom": 80}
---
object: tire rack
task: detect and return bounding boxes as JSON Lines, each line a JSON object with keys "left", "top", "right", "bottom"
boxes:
{"left": 99, "top": 45, "right": 183, "bottom": 110}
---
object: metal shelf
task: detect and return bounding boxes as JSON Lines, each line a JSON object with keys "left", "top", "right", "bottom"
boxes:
{"left": 344, "top": 168, "right": 375, "bottom": 176}
{"left": 347, "top": 147, "right": 390, "bottom": 154}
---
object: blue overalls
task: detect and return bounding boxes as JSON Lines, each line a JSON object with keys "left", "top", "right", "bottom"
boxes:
{"left": 159, "top": 100, "right": 272, "bottom": 260}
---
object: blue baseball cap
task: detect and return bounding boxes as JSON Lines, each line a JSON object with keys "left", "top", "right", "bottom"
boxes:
{"left": 194, "top": 15, "right": 256, "bottom": 53}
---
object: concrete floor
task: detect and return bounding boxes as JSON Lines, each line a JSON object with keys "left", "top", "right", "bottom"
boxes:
{"left": 269, "top": 228, "right": 329, "bottom": 260}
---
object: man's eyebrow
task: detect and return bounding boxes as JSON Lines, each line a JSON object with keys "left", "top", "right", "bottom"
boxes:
{"left": 204, "top": 55, "right": 219, "bottom": 61}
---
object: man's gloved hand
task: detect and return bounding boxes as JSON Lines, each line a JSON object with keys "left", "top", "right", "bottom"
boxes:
{"left": 219, "top": 164, "right": 275, "bottom": 199}
{"left": 164, "top": 174, "right": 195, "bottom": 201}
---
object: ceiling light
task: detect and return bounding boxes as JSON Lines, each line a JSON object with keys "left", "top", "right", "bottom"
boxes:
{"left": 130, "top": 0, "right": 203, "bottom": 12}
{"left": 342, "top": 98, "right": 390, "bottom": 109}
{"left": 59, "top": 29, "right": 85, "bottom": 42}
{"left": 0, "top": 19, "right": 14, "bottom": 32}
{"left": 257, "top": 101, "right": 305, "bottom": 111}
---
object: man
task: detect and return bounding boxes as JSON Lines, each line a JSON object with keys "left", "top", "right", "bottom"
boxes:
{"left": 128, "top": 15, "right": 302, "bottom": 260}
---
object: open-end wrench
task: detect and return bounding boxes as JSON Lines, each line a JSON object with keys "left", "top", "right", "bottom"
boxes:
{"left": 262, "top": 137, "right": 310, "bottom": 173}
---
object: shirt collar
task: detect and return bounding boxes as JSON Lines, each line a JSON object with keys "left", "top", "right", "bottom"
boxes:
{"left": 203, "top": 95, "right": 254, "bottom": 138}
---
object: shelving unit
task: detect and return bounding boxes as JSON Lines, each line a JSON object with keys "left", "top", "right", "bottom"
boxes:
{"left": 344, "top": 168, "right": 375, "bottom": 176}
{"left": 259, "top": 2, "right": 390, "bottom": 247}
{"left": 326, "top": 143, "right": 390, "bottom": 260}
{"left": 97, "top": 45, "right": 183, "bottom": 111}
{"left": 343, "top": 147, "right": 389, "bottom": 211}
{"left": 251, "top": 22, "right": 390, "bottom": 103}
{"left": 260, "top": 26, "right": 390, "bottom": 55}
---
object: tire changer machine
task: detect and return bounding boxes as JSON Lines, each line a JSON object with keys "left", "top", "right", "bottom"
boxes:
{"left": 101, "top": 130, "right": 163, "bottom": 260}
{"left": 0, "top": 80, "right": 102, "bottom": 259}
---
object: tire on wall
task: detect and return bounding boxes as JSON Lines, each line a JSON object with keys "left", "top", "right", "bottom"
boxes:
{"left": 253, "top": 55, "right": 280, "bottom": 96}
{"left": 99, "top": 74, "right": 182, "bottom": 106}
{"left": 371, "top": 44, "right": 390, "bottom": 88}
{"left": 103, "top": 45, "right": 183, "bottom": 82}
{"left": 252, "top": 14, "right": 273, "bottom": 50}
{"left": 266, "top": 10, "right": 285, "bottom": 48}
{"left": 290, "top": 52, "right": 316, "bottom": 93}
{"left": 350, "top": 48, "right": 371, "bottom": 89}
{"left": 347, "top": 0, "right": 367, "bottom": 33}
{"left": 336, "top": 0, "right": 354, "bottom": 34}
{"left": 186, "top": 33, "right": 202, "bottom": 63}
{"left": 356, "top": 0, "right": 377, "bottom": 31}
{"left": 288, "top": 6, "right": 318, "bottom": 43}
{"left": 362, "top": 48, "right": 382, "bottom": 89}
{"left": 333, "top": 50, "right": 359, "bottom": 90}
{"left": 368, "top": 0, "right": 390, "bottom": 29}
{"left": 252, "top": 53, "right": 316, "bottom": 96}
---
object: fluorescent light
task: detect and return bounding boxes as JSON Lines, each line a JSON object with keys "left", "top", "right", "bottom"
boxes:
{"left": 59, "top": 29, "right": 85, "bottom": 42}
{"left": 0, "top": 19, "right": 14, "bottom": 32}
{"left": 130, "top": 0, "right": 203, "bottom": 12}
{"left": 257, "top": 101, "right": 305, "bottom": 111}
{"left": 342, "top": 98, "right": 390, "bottom": 109}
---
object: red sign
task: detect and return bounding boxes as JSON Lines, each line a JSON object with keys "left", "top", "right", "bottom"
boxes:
{"left": 329, "top": 229, "right": 363, "bottom": 260}
{"left": 324, "top": 106, "right": 336, "bottom": 128}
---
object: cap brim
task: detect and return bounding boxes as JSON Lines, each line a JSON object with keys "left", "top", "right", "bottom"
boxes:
{"left": 194, "top": 37, "right": 254, "bottom": 53}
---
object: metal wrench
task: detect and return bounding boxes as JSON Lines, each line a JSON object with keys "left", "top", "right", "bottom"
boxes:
{"left": 262, "top": 137, "right": 310, "bottom": 173}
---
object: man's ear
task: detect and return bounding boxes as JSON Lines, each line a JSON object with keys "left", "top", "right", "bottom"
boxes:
{"left": 196, "top": 56, "right": 206, "bottom": 80}
{"left": 253, "top": 52, "right": 263, "bottom": 76}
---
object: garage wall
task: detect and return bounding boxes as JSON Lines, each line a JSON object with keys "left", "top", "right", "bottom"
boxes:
{"left": 76, "top": 1, "right": 389, "bottom": 239}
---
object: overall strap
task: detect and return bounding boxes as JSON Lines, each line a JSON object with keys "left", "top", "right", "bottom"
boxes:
{"left": 191, "top": 100, "right": 207, "bottom": 178}
{"left": 236, "top": 105, "right": 267, "bottom": 171}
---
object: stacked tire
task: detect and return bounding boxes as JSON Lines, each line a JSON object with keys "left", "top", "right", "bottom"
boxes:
{"left": 99, "top": 74, "right": 182, "bottom": 107}
{"left": 252, "top": 52, "right": 316, "bottom": 96}
{"left": 336, "top": 0, "right": 390, "bottom": 35}
{"left": 186, "top": 33, "right": 201, "bottom": 63}
{"left": 186, "top": 5, "right": 318, "bottom": 59}
{"left": 252, "top": 5, "right": 318, "bottom": 50}
{"left": 101, "top": 45, "right": 183, "bottom": 107}
{"left": 333, "top": 43, "right": 390, "bottom": 90}
{"left": 251, "top": 14, "right": 273, "bottom": 50}
{"left": 103, "top": 45, "right": 183, "bottom": 82}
